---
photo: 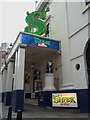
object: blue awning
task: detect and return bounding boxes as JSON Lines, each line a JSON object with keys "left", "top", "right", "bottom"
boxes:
{"left": 22, "top": 33, "right": 60, "bottom": 51}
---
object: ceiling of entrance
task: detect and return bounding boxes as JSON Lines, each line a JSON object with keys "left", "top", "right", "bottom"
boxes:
{"left": 25, "top": 45, "right": 58, "bottom": 71}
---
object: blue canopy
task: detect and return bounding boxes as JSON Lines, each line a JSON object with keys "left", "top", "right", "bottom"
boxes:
{"left": 22, "top": 33, "right": 60, "bottom": 51}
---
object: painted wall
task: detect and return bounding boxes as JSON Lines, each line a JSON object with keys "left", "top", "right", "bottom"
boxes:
{"left": 48, "top": 1, "right": 89, "bottom": 89}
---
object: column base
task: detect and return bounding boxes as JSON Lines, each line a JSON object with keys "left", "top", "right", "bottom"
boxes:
{"left": 43, "top": 73, "right": 56, "bottom": 91}
{"left": 0, "top": 92, "right": 5, "bottom": 103}
{"left": 38, "top": 89, "right": 89, "bottom": 113}
{"left": 11, "top": 90, "right": 24, "bottom": 112}
{"left": 43, "top": 87, "right": 56, "bottom": 91}
{"left": 60, "top": 83, "right": 75, "bottom": 90}
{"left": 0, "top": 93, "right": 2, "bottom": 102}
{"left": 4, "top": 91, "right": 12, "bottom": 106}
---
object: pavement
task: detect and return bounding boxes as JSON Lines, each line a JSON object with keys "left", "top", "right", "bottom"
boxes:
{"left": 0, "top": 101, "right": 89, "bottom": 119}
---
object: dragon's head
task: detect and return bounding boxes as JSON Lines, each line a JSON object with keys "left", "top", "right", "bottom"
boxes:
{"left": 45, "top": 7, "right": 50, "bottom": 13}
{"left": 26, "top": 11, "right": 30, "bottom": 16}
{"left": 40, "top": 7, "right": 50, "bottom": 20}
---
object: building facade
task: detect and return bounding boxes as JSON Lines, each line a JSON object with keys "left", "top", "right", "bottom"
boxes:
{"left": 36, "top": 0, "right": 89, "bottom": 112}
{"left": 37, "top": 0, "right": 90, "bottom": 90}
{"left": 0, "top": 0, "right": 89, "bottom": 114}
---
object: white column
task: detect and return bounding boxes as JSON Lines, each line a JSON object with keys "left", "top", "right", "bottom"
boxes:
{"left": 43, "top": 73, "right": 56, "bottom": 91}
{"left": 2, "top": 67, "right": 7, "bottom": 93}
{"left": 0, "top": 72, "right": 2, "bottom": 94}
{"left": 0, "top": 72, "right": 2, "bottom": 102}
{"left": 0, "top": 72, "right": 2, "bottom": 119}
{"left": 15, "top": 47, "right": 25, "bottom": 90}
{"left": 11, "top": 46, "right": 25, "bottom": 111}
{"left": 13, "top": 50, "right": 18, "bottom": 91}
{"left": 59, "top": 2, "right": 74, "bottom": 90}
{"left": 6, "top": 60, "right": 14, "bottom": 92}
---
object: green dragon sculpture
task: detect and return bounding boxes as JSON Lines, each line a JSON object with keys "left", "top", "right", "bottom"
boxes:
{"left": 24, "top": 7, "right": 50, "bottom": 35}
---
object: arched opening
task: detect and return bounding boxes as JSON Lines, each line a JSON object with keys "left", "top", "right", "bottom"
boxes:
{"left": 85, "top": 39, "right": 90, "bottom": 88}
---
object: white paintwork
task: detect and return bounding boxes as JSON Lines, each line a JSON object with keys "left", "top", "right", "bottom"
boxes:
{"left": 0, "top": 73, "right": 2, "bottom": 94}
{"left": 14, "top": 47, "right": 25, "bottom": 90}
{"left": 50, "top": 2, "right": 74, "bottom": 89}
{"left": 6, "top": 61, "right": 14, "bottom": 92}
{"left": 0, "top": 103, "right": 2, "bottom": 119}
{"left": 43, "top": 73, "right": 56, "bottom": 91}
{"left": 2, "top": 69, "right": 7, "bottom": 92}
{"left": 71, "top": 56, "right": 88, "bottom": 89}
{"left": 0, "top": 1, "right": 89, "bottom": 92}
{"left": 48, "top": 2, "right": 89, "bottom": 89}
{"left": 70, "top": 26, "right": 88, "bottom": 59}
{"left": 6, "top": 33, "right": 22, "bottom": 63}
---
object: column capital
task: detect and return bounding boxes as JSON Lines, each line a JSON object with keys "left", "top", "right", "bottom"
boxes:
{"left": 4, "top": 66, "right": 7, "bottom": 70}
{"left": 2, "top": 65, "right": 7, "bottom": 72}
{"left": 9, "top": 59, "right": 15, "bottom": 62}
{"left": 19, "top": 44, "right": 27, "bottom": 49}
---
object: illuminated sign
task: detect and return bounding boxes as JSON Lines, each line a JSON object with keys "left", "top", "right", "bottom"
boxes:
{"left": 52, "top": 93, "right": 78, "bottom": 107}
{"left": 24, "top": 7, "right": 50, "bottom": 35}
{"left": 22, "top": 34, "right": 59, "bottom": 50}
{"left": 34, "top": 37, "right": 50, "bottom": 48}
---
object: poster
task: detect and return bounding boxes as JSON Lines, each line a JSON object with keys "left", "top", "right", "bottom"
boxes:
{"left": 52, "top": 93, "right": 78, "bottom": 107}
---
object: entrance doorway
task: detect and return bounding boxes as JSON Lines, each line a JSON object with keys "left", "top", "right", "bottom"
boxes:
{"left": 24, "top": 45, "right": 61, "bottom": 109}
{"left": 85, "top": 39, "right": 90, "bottom": 88}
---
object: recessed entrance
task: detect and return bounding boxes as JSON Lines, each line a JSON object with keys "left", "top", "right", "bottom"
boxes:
{"left": 24, "top": 45, "right": 61, "bottom": 108}
{"left": 85, "top": 39, "right": 90, "bottom": 88}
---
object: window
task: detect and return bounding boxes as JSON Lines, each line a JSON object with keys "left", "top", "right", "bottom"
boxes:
{"left": 85, "top": 0, "right": 90, "bottom": 5}
{"left": 45, "top": 23, "right": 50, "bottom": 37}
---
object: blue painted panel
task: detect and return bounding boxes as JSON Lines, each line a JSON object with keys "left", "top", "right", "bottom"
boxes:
{"left": 38, "top": 91, "right": 46, "bottom": 108}
{"left": 0, "top": 93, "right": 2, "bottom": 102}
{"left": 0, "top": 93, "right": 1, "bottom": 102}
{"left": 22, "top": 34, "right": 60, "bottom": 51}
{"left": 77, "top": 89, "right": 88, "bottom": 113}
{"left": 11, "top": 90, "right": 16, "bottom": 112}
{"left": 4, "top": 91, "right": 12, "bottom": 106}
{"left": 38, "top": 89, "right": 89, "bottom": 113}
{"left": 1, "top": 92, "right": 5, "bottom": 103}
{"left": 11, "top": 90, "right": 24, "bottom": 112}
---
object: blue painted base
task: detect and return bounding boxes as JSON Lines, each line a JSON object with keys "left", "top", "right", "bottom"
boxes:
{"left": 0, "top": 92, "right": 5, "bottom": 103}
{"left": 38, "top": 89, "right": 89, "bottom": 113}
{"left": 0, "top": 93, "right": 2, "bottom": 102}
{"left": 11, "top": 90, "right": 24, "bottom": 112}
{"left": 4, "top": 91, "right": 12, "bottom": 106}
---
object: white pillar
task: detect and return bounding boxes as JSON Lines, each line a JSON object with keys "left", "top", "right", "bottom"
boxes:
{"left": 12, "top": 46, "right": 25, "bottom": 112}
{"left": 0, "top": 73, "right": 2, "bottom": 119}
{"left": 2, "top": 67, "right": 7, "bottom": 103}
{"left": 2, "top": 68, "right": 7, "bottom": 94}
{"left": 0, "top": 72, "right": 2, "bottom": 101}
{"left": 15, "top": 47, "right": 25, "bottom": 90}
{"left": 0, "top": 72, "right": 3, "bottom": 118}
{"left": 6, "top": 60, "right": 14, "bottom": 92}
{"left": 13, "top": 50, "right": 18, "bottom": 91}
{"left": 43, "top": 73, "right": 56, "bottom": 91}
{"left": 4, "top": 60, "right": 14, "bottom": 106}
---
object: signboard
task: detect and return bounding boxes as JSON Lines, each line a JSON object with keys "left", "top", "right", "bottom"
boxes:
{"left": 52, "top": 93, "right": 78, "bottom": 108}
{"left": 22, "top": 34, "right": 59, "bottom": 51}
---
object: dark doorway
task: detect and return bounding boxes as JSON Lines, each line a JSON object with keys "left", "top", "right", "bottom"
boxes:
{"left": 86, "top": 40, "right": 90, "bottom": 88}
